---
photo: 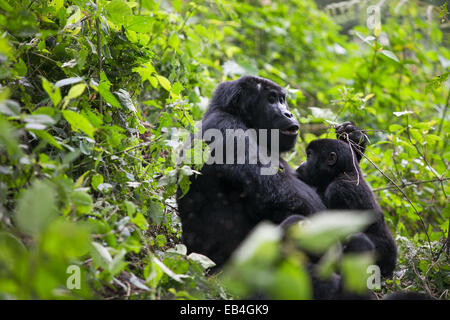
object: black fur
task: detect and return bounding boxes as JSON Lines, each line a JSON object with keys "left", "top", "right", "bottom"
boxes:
{"left": 296, "top": 139, "right": 397, "bottom": 277}
{"left": 177, "top": 76, "right": 327, "bottom": 267}
{"left": 177, "top": 76, "right": 369, "bottom": 269}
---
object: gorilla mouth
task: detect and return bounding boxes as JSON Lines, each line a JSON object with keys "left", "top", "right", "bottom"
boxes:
{"left": 280, "top": 125, "right": 299, "bottom": 136}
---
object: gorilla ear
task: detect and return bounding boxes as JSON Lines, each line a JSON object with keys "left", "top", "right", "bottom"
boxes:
{"left": 327, "top": 152, "right": 337, "bottom": 166}
{"left": 212, "top": 80, "right": 241, "bottom": 109}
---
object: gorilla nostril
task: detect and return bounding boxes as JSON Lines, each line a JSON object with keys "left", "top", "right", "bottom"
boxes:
{"left": 284, "top": 112, "right": 293, "bottom": 118}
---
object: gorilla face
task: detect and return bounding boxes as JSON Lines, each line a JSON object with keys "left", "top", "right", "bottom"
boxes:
{"left": 258, "top": 85, "right": 300, "bottom": 152}
{"left": 211, "top": 76, "right": 300, "bottom": 153}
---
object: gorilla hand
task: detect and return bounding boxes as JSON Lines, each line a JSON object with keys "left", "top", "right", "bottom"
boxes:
{"left": 335, "top": 121, "right": 368, "bottom": 162}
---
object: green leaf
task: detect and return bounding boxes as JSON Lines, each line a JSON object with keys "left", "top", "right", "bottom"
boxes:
{"left": 131, "top": 212, "right": 149, "bottom": 230}
{"left": 23, "top": 114, "right": 56, "bottom": 130}
{"left": 155, "top": 234, "right": 167, "bottom": 247}
{"left": 341, "top": 254, "right": 374, "bottom": 294}
{"left": 0, "top": 232, "right": 27, "bottom": 266}
{"left": 98, "top": 72, "right": 122, "bottom": 109}
{"left": 152, "top": 256, "right": 187, "bottom": 283}
{"left": 381, "top": 50, "right": 400, "bottom": 63}
{"left": 33, "top": 106, "right": 55, "bottom": 117}
{"left": 54, "top": 77, "right": 83, "bottom": 88}
{"left": 91, "top": 242, "right": 113, "bottom": 270}
{"left": 106, "top": 0, "right": 131, "bottom": 26}
{"left": 125, "top": 15, "right": 153, "bottom": 33}
{"left": 145, "top": 257, "right": 164, "bottom": 288}
{"left": 425, "top": 134, "right": 442, "bottom": 144}
{"left": 166, "top": 244, "right": 188, "bottom": 255}
{"left": 188, "top": 253, "right": 216, "bottom": 270}
{"left": 109, "top": 249, "right": 128, "bottom": 276}
{"left": 291, "top": 211, "right": 373, "bottom": 254}
{"left": 14, "top": 58, "right": 27, "bottom": 76}
{"left": 232, "top": 222, "right": 281, "bottom": 264}
{"left": 15, "top": 180, "right": 57, "bottom": 236}
{"left": 91, "top": 174, "right": 104, "bottom": 191}
{"left": 30, "top": 129, "right": 63, "bottom": 150}
{"left": 156, "top": 75, "right": 171, "bottom": 92}
{"left": 148, "top": 201, "right": 164, "bottom": 225}
{"left": 0, "top": 0, "right": 13, "bottom": 12}
{"left": 41, "top": 77, "right": 61, "bottom": 106}
{"left": 62, "top": 110, "right": 95, "bottom": 138}
{"left": 388, "top": 124, "right": 403, "bottom": 132}
{"left": 0, "top": 116, "right": 22, "bottom": 158}
{"left": 148, "top": 76, "right": 158, "bottom": 88}
{"left": 65, "top": 5, "right": 83, "bottom": 28}
{"left": 70, "top": 190, "right": 93, "bottom": 214}
{"left": 42, "top": 220, "right": 91, "bottom": 258}
{"left": 168, "top": 33, "right": 179, "bottom": 50}
{"left": 124, "top": 200, "right": 136, "bottom": 216}
{"left": 271, "top": 258, "right": 312, "bottom": 300}
{"left": 132, "top": 62, "right": 156, "bottom": 82}
{"left": 393, "top": 110, "right": 414, "bottom": 117}
{"left": 171, "top": 82, "right": 184, "bottom": 95}
{"left": 115, "top": 89, "right": 136, "bottom": 113}
{"left": 67, "top": 83, "right": 86, "bottom": 100}
{"left": 0, "top": 99, "right": 21, "bottom": 116}
{"left": 409, "top": 128, "right": 423, "bottom": 143}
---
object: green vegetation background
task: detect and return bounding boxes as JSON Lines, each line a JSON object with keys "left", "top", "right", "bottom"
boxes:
{"left": 0, "top": 0, "right": 448, "bottom": 299}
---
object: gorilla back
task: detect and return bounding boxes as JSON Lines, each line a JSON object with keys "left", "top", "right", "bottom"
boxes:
{"left": 177, "top": 76, "right": 326, "bottom": 267}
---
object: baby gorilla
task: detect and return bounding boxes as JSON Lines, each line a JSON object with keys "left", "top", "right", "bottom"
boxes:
{"left": 296, "top": 139, "right": 397, "bottom": 277}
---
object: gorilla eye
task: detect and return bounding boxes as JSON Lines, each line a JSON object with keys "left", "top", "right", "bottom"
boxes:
{"left": 306, "top": 150, "right": 312, "bottom": 159}
{"left": 268, "top": 92, "right": 277, "bottom": 104}
{"left": 279, "top": 95, "right": 285, "bottom": 104}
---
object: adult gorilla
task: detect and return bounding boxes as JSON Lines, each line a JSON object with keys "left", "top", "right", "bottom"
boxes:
{"left": 177, "top": 76, "right": 366, "bottom": 267}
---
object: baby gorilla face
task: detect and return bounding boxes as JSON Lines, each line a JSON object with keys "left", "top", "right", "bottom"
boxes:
{"left": 296, "top": 139, "right": 353, "bottom": 189}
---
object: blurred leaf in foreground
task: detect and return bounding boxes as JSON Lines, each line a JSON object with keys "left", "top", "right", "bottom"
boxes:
{"left": 15, "top": 180, "right": 58, "bottom": 236}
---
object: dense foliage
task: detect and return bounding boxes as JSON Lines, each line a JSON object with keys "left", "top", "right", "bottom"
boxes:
{"left": 0, "top": 0, "right": 448, "bottom": 299}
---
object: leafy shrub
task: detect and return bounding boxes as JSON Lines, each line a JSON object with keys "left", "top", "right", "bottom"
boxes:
{"left": 0, "top": 0, "right": 448, "bottom": 299}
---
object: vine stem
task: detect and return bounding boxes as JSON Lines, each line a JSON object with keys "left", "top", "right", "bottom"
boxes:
{"left": 347, "top": 140, "right": 433, "bottom": 251}
{"left": 345, "top": 135, "right": 360, "bottom": 186}
{"left": 434, "top": 86, "right": 450, "bottom": 154}
{"left": 96, "top": 0, "right": 103, "bottom": 115}
{"left": 437, "top": 84, "right": 450, "bottom": 135}
{"left": 372, "top": 177, "right": 449, "bottom": 192}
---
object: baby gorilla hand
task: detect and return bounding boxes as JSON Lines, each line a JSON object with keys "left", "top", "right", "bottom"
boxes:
{"left": 335, "top": 121, "right": 368, "bottom": 161}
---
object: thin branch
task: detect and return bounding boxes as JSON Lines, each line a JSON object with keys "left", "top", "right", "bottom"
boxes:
{"left": 436, "top": 87, "right": 450, "bottom": 138}
{"left": 433, "top": 86, "right": 450, "bottom": 155}
{"left": 96, "top": 1, "right": 103, "bottom": 114}
{"left": 432, "top": 217, "right": 450, "bottom": 262}
{"left": 405, "top": 116, "right": 447, "bottom": 197}
{"left": 72, "top": 141, "right": 154, "bottom": 170}
{"left": 345, "top": 135, "right": 360, "bottom": 185}
{"left": 348, "top": 140, "right": 433, "bottom": 250}
{"left": 31, "top": 51, "right": 59, "bottom": 64}
{"left": 373, "top": 177, "right": 449, "bottom": 192}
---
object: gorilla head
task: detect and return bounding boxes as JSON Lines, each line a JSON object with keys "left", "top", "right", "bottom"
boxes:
{"left": 296, "top": 139, "right": 355, "bottom": 191}
{"left": 206, "top": 75, "right": 300, "bottom": 152}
